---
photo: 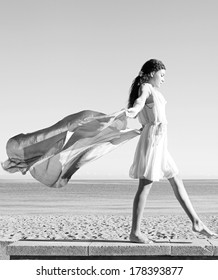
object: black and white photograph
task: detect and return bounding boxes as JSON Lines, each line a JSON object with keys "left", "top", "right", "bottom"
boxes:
{"left": 0, "top": 0, "right": 218, "bottom": 278}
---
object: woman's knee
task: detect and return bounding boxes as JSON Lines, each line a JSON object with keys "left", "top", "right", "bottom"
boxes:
{"left": 168, "top": 174, "right": 181, "bottom": 184}
{"left": 138, "top": 178, "right": 153, "bottom": 193}
{"left": 139, "top": 177, "right": 153, "bottom": 185}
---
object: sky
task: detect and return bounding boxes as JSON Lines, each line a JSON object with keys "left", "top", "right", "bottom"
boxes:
{"left": 0, "top": 0, "right": 218, "bottom": 180}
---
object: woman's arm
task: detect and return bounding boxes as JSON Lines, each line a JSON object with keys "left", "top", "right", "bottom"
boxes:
{"left": 126, "top": 83, "right": 151, "bottom": 118}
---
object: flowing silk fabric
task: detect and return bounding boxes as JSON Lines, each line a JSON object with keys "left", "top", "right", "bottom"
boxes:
{"left": 2, "top": 110, "right": 140, "bottom": 188}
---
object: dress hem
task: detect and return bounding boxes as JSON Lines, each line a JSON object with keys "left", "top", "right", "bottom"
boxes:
{"left": 129, "top": 170, "right": 179, "bottom": 182}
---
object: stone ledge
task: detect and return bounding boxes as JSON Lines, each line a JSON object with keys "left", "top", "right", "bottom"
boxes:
{"left": 4, "top": 238, "right": 218, "bottom": 259}
{"left": 89, "top": 241, "right": 171, "bottom": 256}
{"left": 170, "top": 239, "right": 213, "bottom": 256}
{"left": 0, "top": 241, "right": 14, "bottom": 260}
{"left": 210, "top": 240, "right": 218, "bottom": 256}
{"left": 7, "top": 240, "right": 91, "bottom": 257}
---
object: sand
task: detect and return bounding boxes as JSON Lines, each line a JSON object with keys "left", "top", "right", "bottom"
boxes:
{"left": 1, "top": 181, "right": 218, "bottom": 242}
{"left": 1, "top": 214, "right": 218, "bottom": 242}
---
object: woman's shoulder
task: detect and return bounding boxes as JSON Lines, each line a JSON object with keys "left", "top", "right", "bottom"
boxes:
{"left": 139, "top": 83, "right": 152, "bottom": 96}
{"left": 141, "top": 83, "right": 153, "bottom": 92}
{"left": 141, "top": 82, "right": 152, "bottom": 89}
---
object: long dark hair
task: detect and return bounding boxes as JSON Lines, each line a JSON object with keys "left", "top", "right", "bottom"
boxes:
{"left": 128, "top": 59, "right": 166, "bottom": 108}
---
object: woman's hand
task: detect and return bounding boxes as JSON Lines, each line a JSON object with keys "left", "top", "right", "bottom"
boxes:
{"left": 126, "top": 108, "right": 137, "bottom": 118}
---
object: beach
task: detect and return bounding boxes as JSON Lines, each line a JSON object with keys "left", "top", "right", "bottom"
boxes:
{"left": 1, "top": 213, "right": 218, "bottom": 242}
{"left": 0, "top": 179, "right": 218, "bottom": 242}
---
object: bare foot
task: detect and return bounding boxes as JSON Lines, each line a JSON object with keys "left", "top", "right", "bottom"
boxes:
{"left": 192, "top": 221, "right": 218, "bottom": 238}
{"left": 129, "top": 232, "right": 152, "bottom": 243}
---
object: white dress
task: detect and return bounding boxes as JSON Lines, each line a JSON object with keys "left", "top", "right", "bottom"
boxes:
{"left": 129, "top": 84, "right": 178, "bottom": 181}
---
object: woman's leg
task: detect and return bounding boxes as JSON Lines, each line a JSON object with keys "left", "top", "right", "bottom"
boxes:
{"left": 168, "top": 175, "right": 217, "bottom": 237}
{"left": 130, "top": 178, "right": 153, "bottom": 243}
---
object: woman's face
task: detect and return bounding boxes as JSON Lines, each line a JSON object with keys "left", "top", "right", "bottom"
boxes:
{"left": 149, "top": 69, "right": 166, "bottom": 88}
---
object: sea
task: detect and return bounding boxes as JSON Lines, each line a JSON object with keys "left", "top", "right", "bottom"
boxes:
{"left": 0, "top": 179, "right": 218, "bottom": 216}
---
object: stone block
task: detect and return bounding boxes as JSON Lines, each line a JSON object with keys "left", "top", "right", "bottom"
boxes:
{"left": 208, "top": 239, "right": 218, "bottom": 256}
{"left": 89, "top": 241, "right": 171, "bottom": 256}
{"left": 7, "top": 241, "right": 90, "bottom": 257}
{"left": 0, "top": 241, "right": 14, "bottom": 260}
{"left": 170, "top": 239, "right": 213, "bottom": 256}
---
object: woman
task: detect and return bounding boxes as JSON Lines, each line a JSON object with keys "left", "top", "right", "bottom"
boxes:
{"left": 126, "top": 59, "right": 217, "bottom": 243}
